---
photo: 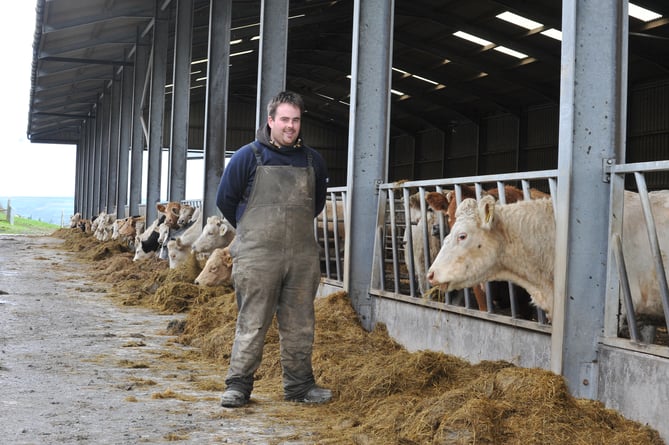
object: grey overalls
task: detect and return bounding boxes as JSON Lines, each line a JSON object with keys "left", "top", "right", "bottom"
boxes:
{"left": 226, "top": 144, "right": 322, "bottom": 400}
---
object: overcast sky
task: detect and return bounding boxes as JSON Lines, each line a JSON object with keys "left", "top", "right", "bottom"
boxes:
{"left": 0, "top": 3, "right": 207, "bottom": 202}
{"left": 0, "top": 2, "right": 76, "bottom": 198}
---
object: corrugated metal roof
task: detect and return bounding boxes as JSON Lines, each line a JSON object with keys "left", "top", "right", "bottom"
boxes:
{"left": 27, "top": 0, "right": 669, "bottom": 145}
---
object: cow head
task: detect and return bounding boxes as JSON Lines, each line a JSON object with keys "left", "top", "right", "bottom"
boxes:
{"left": 194, "top": 247, "right": 233, "bottom": 286}
{"left": 427, "top": 195, "right": 500, "bottom": 292}
{"left": 157, "top": 202, "right": 182, "bottom": 229}
{"left": 177, "top": 205, "right": 195, "bottom": 227}
{"left": 70, "top": 212, "right": 82, "bottom": 228}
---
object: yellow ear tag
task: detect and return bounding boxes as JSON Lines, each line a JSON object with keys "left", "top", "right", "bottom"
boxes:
{"left": 484, "top": 203, "right": 493, "bottom": 224}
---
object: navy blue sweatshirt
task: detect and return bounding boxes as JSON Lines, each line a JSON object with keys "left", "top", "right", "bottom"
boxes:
{"left": 216, "top": 124, "right": 329, "bottom": 228}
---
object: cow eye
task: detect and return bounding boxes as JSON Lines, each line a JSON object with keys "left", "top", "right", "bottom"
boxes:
{"left": 457, "top": 232, "right": 467, "bottom": 242}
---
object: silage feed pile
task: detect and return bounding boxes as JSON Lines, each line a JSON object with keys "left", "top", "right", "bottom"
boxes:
{"left": 52, "top": 228, "right": 664, "bottom": 445}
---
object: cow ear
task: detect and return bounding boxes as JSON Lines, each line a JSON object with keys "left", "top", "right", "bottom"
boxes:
{"left": 223, "top": 255, "right": 233, "bottom": 267}
{"left": 426, "top": 191, "right": 447, "bottom": 212}
{"left": 445, "top": 190, "right": 455, "bottom": 204}
{"left": 157, "top": 204, "right": 166, "bottom": 212}
{"left": 220, "top": 224, "right": 229, "bottom": 236}
{"left": 478, "top": 195, "right": 496, "bottom": 230}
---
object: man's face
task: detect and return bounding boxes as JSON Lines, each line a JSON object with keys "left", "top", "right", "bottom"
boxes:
{"left": 268, "top": 103, "right": 301, "bottom": 147}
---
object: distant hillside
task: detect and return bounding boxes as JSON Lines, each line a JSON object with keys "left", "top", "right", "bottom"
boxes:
{"left": 0, "top": 196, "right": 74, "bottom": 226}
{"left": 0, "top": 210, "right": 59, "bottom": 235}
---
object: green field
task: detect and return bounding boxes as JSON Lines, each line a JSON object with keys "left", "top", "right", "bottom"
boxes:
{"left": 0, "top": 209, "right": 61, "bottom": 235}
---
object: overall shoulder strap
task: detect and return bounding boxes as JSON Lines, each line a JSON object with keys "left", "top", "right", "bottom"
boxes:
{"left": 250, "top": 142, "right": 263, "bottom": 166}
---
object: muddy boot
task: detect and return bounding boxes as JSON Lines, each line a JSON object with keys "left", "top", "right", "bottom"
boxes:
{"left": 286, "top": 385, "right": 332, "bottom": 404}
{"left": 220, "top": 389, "right": 249, "bottom": 408}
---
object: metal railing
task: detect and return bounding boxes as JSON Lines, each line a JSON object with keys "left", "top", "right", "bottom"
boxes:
{"left": 315, "top": 187, "right": 347, "bottom": 284}
{"left": 605, "top": 160, "right": 669, "bottom": 355}
{"left": 370, "top": 171, "right": 558, "bottom": 332}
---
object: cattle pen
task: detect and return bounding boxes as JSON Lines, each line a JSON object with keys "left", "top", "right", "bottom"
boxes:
{"left": 24, "top": 0, "right": 669, "bottom": 442}
{"left": 159, "top": 161, "right": 669, "bottom": 440}
{"left": 312, "top": 161, "right": 669, "bottom": 440}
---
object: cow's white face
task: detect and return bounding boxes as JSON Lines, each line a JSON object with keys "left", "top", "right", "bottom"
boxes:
{"left": 195, "top": 247, "right": 233, "bottom": 286}
{"left": 192, "top": 216, "right": 235, "bottom": 253}
{"left": 157, "top": 223, "right": 170, "bottom": 245}
{"left": 70, "top": 213, "right": 81, "bottom": 228}
{"left": 177, "top": 205, "right": 195, "bottom": 226}
{"left": 132, "top": 237, "right": 147, "bottom": 261}
{"left": 427, "top": 197, "right": 500, "bottom": 292}
{"left": 167, "top": 239, "right": 190, "bottom": 269}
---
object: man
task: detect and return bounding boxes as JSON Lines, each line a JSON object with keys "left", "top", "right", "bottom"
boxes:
{"left": 216, "top": 91, "right": 332, "bottom": 408}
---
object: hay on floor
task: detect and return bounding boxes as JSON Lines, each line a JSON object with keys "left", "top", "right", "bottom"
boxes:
{"left": 53, "top": 228, "right": 664, "bottom": 445}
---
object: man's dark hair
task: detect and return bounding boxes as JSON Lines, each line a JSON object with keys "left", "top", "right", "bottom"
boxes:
{"left": 267, "top": 91, "right": 305, "bottom": 118}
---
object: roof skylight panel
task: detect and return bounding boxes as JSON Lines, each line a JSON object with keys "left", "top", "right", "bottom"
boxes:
{"left": 495, "top": 10, "right": 561, "bottom": 41}
{"left": 628, "top": 3, "right": 662, "bottom": 22}
{"left": 453, "top": 31, "right": 528, "bottom": 59}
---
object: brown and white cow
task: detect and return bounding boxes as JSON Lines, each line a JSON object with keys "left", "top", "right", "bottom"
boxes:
{"left": 78, "top": 219, "right": 92, "bottom": 233}
{"left": 118, "top": 215, "right": 145, "bottom": 246}
{"left": 194, "top": 246, "right": 233, "bottom": 287}
{"left": 157, "top": 201, "right": 183, "bottom": 230}
{"left": 427, "top": 191, "right": 669, "bottom": 328}
{"left": 133, "top": 214, "right": 166, "bottom": 261}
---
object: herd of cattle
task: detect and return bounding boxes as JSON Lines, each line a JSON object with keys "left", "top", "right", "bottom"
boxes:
{"left": 68, "top": 199, "right": 343, "bottom": 289}
{"left": 67, "top": 183, "right": 668, "bottom": 342}
{"left": 69, "top": 201, "right": 235, "bottom": 287}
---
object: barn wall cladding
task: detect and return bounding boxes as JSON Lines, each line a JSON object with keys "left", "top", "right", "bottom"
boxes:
{"left": 389, "top": 82, "right": 669, "bottom": 186}
{"left": 26, "top": 0, "right": 669, "bottom": 441}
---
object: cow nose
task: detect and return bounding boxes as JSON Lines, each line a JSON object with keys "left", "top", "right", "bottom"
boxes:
{"left": 427, "top": 270, "right": 434, "bottom": 283}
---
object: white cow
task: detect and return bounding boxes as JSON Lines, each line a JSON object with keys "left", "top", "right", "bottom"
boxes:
{"left": 166, "top": 238, "right": 192, "bottom": 269}
{"left": 427, "top": 191, "right": 669, "bottom": 328}
{"left": 402, "top": 191, "right": 442, "bottom": 295}
{"left": 157, "top": 221, "right": 171, "bottom": 246}
{"left": 93, "top": 212, "right": 116, "bottom": 242}
{"left": 620, "top": 190, "right": 669, "bottom": 320}
{"left": 177, "top": 204, "right": 197, "bottom": 227}
{"left": 90, "top": 212, "right": 105, "bottom": 237}
{"left": 194, "top": 247, "right": 233, "bottom": 287}
{"left": 70, "top": 212, "right": 82, "bottom": 228}
{"left": 175, "top": 209, "right": 204, "bottom": 246}
{"left": 111, "top": 217, "right": 127, "bottom": 241}
{"left": 165, "top": 211, "right": 204, "bottom": 269}
{"left": 191, "top": 215, "right": 236, "bottom": 255}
